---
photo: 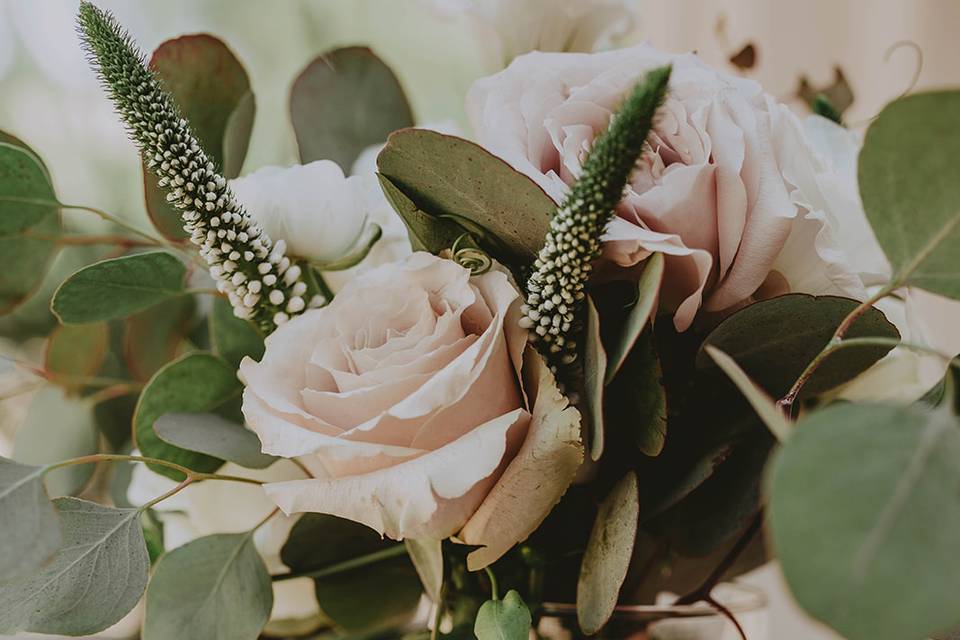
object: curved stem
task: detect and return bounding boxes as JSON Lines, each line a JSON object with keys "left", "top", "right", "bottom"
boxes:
{"left": 484, "top": 566, "right": 500, "bottom": 601}
{"left": 252, "top": 507, "right": 280, "bottom": 532}
{"left": 140, "top": 476, "right": 193, "bottom": 511}
{"left": 272, "top": 545, "right": 407, "bottom": 582}
{"left": 45, "top": 453, "right": 264, "bottom": 486}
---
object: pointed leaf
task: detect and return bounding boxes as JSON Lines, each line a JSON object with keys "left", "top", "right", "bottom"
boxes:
{"left": 377, "top": 129, "right": 555, "bottom": 265}
{"left": 475, "top": 590, "right": 532, "bottom": 640}
{"left": 0, "top": 457, "right": 61, "bottom": 583}
{"left": 583, "top": 296, "right": 607, "bottom": 461}
{"left": 859, "top": 91, "right": 960, "bottom": 299}
{"left": 291, "top": 46, "right": 413, "bottom": 170}
{"left": 52, "top": 251, "right": 187, "bottom": 324}
{"left": 143, "top": 532, "right": 272, "bottom": 640}
{"left": 769, "top": 403, "right": 960, "bottom": 640}
{"left": 134, "top": 352, "right": 240, "bottom": 480}
{"left": 155, "top": 412, "right": 277, "bottom": 469}
{"left": 0, "top": 498, "right": 149, "bottom": 635}
{"left": 577, "top": 471, "right": 639, "bottom": 635}
{"left": 604, "top": 252, "right": 664, "bottom": 383}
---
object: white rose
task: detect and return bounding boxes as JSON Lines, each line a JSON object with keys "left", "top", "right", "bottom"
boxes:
{"left": 127, "top": 459, "right": 319, "bottom": 623}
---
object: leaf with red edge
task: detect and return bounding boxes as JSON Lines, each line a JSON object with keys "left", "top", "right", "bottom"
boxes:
{"left": 45, "top": 323, "right": 109, "bottom": 391}
{"left": 143, "top": 35, "right": 255, "bottom": 240}
{"left": 124, "top": 295, "right": 197, "bottom": 382}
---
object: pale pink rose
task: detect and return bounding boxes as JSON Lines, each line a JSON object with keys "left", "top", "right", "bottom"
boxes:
{"left": 240, "top": 253, "right": 581, "bottom": 565}
{"left": 467, "top": 44, "right": 891, "bottom": 331}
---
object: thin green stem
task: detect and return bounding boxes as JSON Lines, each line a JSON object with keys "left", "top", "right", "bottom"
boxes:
{"left": 22, "top": 231, "right": 155, "bottom": 247}
{"left": 252, "top": 507, "right": 280, "bottom": 532}
{"left": 44, "top": 453, "right": 264, "bottom": 486}
{"left": 828, "top": 337, "right": 960, "bottom": 368}
{"left": 272, "top": 545, "right": 407, "bottom": 582}
{"left": 140, "top": 476, "right": 193, "bottom": 511}
{"left": 484, "top": 566, "right": 500, "bottom": 601}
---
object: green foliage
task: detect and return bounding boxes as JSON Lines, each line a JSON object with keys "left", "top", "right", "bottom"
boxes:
{"left": 143, "top": 34, "right": 255, "bottom": 240}
{"left": 124, "top": 294, "right": 196, "bottom": 381}
{"left": 769, "top": 403, "right": 960, "bottom": 640}
{"left": 474, "top": 590, "right": 532, "bottom": 640}
{"left": 133, "top": 352, "right": 240, "bottom": 479}
{"left": 812, "top": 94, "right": 844, "bottom": 125}
{"left": 0, "top": 135, "right": 61, "bottom": 315}
{"left": 859, "top": 90, "right": 960, "bottom": 299}
{"left": 603, "top": 253, "right": 664, "bottom": 384}
{"left": 377, "top": 173, "right": 466, "bottom": 254}
{"left": 44, "top": 322, "right": 109, "bottom": 390}
{"left": 404, "top": 538, "right": 443, "bottom": 602}
{"left": 0, "top": 498, "right": 149, "bottom": 635}
{"left": 143, "top": 532, "right": 273, "bottom": 640}
{"left": 377, "top": 129, "right": 555, "bottom": 265}
{"left": 52, "top": 251, "right": 187, "bottom": 324}
{"left": 577, "top": 472, "right": 639, "bottom": 635}
{"left": 292, "top": 46, "right": 414, "bottom": 171}
{"left": 209, "top": 296, "right": 263, "bottom": 369}
{"left": 608, "top": 328, "right": 667, "bottom": 457}
{"left": 0, "top": 457, "right": 61, "bottom": 584}
{"left": 582, "top": 297, "right": 607, "bottom": 461}
{"left": 697, "top": 293, "right": 899, "bottom": 397}
{"left": 154, "top": 412, "right": 277, "bottom": 469}
{"left": 14, "top": 386, "right": 98, "bottom": 496}
{"left": 280, "top": 513, "right": 422, "bottom": 632}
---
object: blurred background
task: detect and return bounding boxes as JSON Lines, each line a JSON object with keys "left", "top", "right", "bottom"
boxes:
{"left": 1, "top": 1, "right": 958, "bottom": 638}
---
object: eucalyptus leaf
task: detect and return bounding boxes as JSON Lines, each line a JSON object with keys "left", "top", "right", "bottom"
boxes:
{"left": 474, "top": 590, "right": 532, "bottom": 640}
{"left": 281, "top": 513, "right": 422, "bottom": 632}
{"left": 859, "top": 90, "right": 960, "bottom": 298}
{"left": 377, "top": 129, "right": 555, "bottom": 265}
{"left": 144, "top": 34, "right": 255, "bottom": 240}
{"left": 124, "top": 295, "right": 196, "bottom": 381}
{"left": 0, "top": 142, "right": 57, "bottom": 235}
{"left": 291, "top": 46, "right": 413, "bottom": 170}
{"left": 209, "top": 296, "right": 264, "bottom": 369}
{"left": 52, "top": 251, "right": 188, "bottom": 324}
{"left": 605, "top": 329, "right": 667, "bottom": 456}
{"left": 0, "top": 498, "right": 148, "bottom": 636}
{"left": 583, "top": 296, "right": 606, "bottom": 461}
{"left": 377, "top": 173, "right": 466, "bottom": 254}
{"left": 697, "top": 293, "right": 899, "bottom": 397}
{"left": 577, "top": 472, "right": 639, "bottom": 635}
{"left": 14, "top": 386, "right": 98, "bottom": 496}
{"left": 769, "top": 403, "right": 960, "bottom": 640}
{"left": 134, "top": 352, "right": 240, "bottom": 479}
{"left": 604, "top": 252, "right": 664, "bottom": 383}
{"left": 703, "top": 345, "right": 791, "bottom": 442}
{"left": 44, "top": 321, "right": 109, "bottom": 390}
{"left": 0, "top": 457, "right": 61, "bottom": 584}
{"left": 155, "top": 412, "right": 277, "bottom": 469}
{"left": 143, "top": 532, "right": 272, "bottom": 640}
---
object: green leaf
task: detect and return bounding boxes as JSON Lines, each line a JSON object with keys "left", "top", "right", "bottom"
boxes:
{"left": 703, "top": 345, "right": 791, "bottom": 442}
{"left": 209, "top": 296, "right": 263, "bottom": 370}
{"left": 291, "top": 46, "right": 413, "bottom": 170}
{"left": 606, "top": 329, "right": 668, "bottom": 456}
{"left": 44, "top": 321, "right": 109, "bottom": 390}
{"left": 697, "top": 293, "right": 900, "bottom": 397}
{"left": 769, "top": 403, "right": 960, "bottom": 640}
{"left": 604, "top": 253, "right": 664, "bottom": 384}
{"left": 0, "top": 457, "right": 61, "bottom": 584}
{"left": 577, "top": 471, "right": 639, "bottom": 635}
{"left": 143, "top": 532, "right": 272, "bottom": 640}
{"left": 154, "top": 412, "right": 277, "bottom": 469}
{"left": 858, "top": 90, "right": 960, "bottom": 298}
{"left": 144, "top": 34, "right": 255, "bottom": 240}
{"left": 474, "top": 590, "right": 532, "bottom": 640}
{"left": 0, "top": 497, "right": 149, "bottom": 635}
{"left": 280, "top": 514, "right": 421, "bottom": 632}
{"left": 0, "top": 135, "right": 61, "bottom": 315}
{"left": 14, "top": 386, "right": 98, "bottom": 496}
{"left": 404, "top": 538, "right": 443, "bottom": 602}
{"left": 52, "top": 251, "right": 188, "bottom": 324}
{"left": 377, "top": 173, "right": 466, "bottom": 254}
{"left": 0, "top": 142, "right": 57, "bottom": 235}
{"left": 134, "top": 352, "right": 240, "bottom": 479}
{"left": 124, "top": 295, "right": 196, "bottom": 381}
{"left": 377, "top": 129, "right": 555, "bottom": 265}
{"left": 583, "top": 297, "right": 607, "bottom": 461}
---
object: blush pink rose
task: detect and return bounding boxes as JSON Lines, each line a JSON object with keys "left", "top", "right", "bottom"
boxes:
{"left": 240, "top": 253, "right": 581, "bottom": 567}
{"left": 467, "top": 44, "right": 892, "bottom": 330}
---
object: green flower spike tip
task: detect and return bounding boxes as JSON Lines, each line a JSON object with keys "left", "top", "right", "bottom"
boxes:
{"left": 520, "top": 65, "right": 672, "bottom": 378}
{"left": 77, "top": 2, "right": 311, "bottom": 334}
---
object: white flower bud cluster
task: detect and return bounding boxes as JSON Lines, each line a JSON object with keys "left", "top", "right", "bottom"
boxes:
{"left": 78, "top": 2, "right": 314, "bottom": 334}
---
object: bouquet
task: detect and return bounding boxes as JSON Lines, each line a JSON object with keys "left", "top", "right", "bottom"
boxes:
{"left": 0, "top": 3, "right": 958, "bottom": 640}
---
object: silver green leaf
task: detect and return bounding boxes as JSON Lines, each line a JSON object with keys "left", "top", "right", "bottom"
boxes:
{"left": 154, "top": 412, "right": 277, "bottom": 469}
{"left": 0, "top": 457, "right": 61, "bottom": 583}
{"left": 0, "top": 497, "right": 148, "bottom": 635}
{"left": 475, "top": 590, "right": 533, "bottom": 640}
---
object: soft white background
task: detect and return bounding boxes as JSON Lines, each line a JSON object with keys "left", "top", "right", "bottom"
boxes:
{"left": 2, "top": 1, "right": 959, "bottom": 638}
